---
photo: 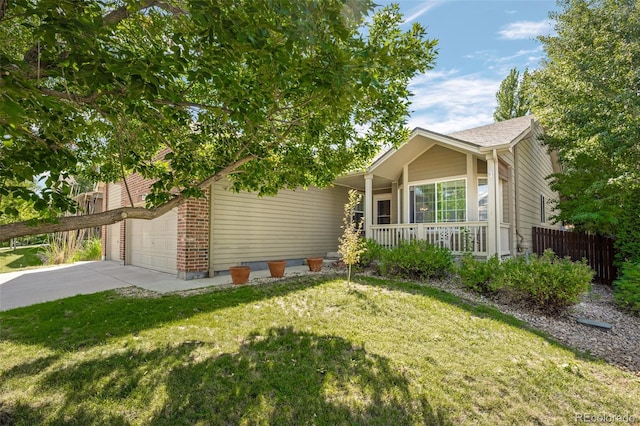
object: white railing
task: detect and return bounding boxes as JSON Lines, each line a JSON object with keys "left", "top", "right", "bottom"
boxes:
{"left": 370, "top": 222, "right": 490, "bottom": 256}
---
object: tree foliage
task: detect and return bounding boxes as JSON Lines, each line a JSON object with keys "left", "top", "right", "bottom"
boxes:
{"left": 531, "top": 0, "right": 640, "bottom": 261}
{"left": 493, "top": 67, "right": 531, "bottom": 122}
{"left": 0, "top": 0, "right": 437, "bottom": 240}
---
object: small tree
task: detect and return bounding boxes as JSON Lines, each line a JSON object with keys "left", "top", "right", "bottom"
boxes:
{"left": 338, "top": 190, "right": 366, "bottom": 285}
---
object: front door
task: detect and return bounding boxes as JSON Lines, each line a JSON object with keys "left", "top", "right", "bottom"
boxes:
{"left": 374, "top": 195, "right": 392, "bottom": 224}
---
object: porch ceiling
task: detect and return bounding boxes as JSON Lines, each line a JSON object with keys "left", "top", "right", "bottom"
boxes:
{"left": 334, "top": 173, "right": 392, "bottom": 191}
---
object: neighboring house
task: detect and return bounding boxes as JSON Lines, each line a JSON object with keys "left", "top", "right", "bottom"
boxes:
{"left": 102, "top": 115, "right": 561, "bottom": 279}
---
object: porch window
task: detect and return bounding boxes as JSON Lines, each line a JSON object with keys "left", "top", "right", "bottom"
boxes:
{"left": 410, "top": 179, "right": 466, "bottom": 223}
{"left": 478, "top": 178, "right": 488, "bottom": 221}
{"left": 353, "top": 195, "right": 364, "bottom": 227}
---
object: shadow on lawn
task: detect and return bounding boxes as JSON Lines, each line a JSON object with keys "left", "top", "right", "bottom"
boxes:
{"left": 11, "top": 327, "right": 451, "bottom": 425}
{"left": 0, "top": 276, "right": 330, "bottom": 351}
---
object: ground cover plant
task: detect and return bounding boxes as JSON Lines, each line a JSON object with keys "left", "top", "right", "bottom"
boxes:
{"left": 1, "top": 276, "right": 638, "bottom": 425}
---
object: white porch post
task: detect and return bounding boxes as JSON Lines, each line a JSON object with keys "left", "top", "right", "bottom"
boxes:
{"left": 364, "top": 173, "right": 373, "bottom": 239}
{"left": 402, "top": 164, "right": 409, "bottom": 223}
{"left": 486, "top": 151, "right": 500, "bottom": 257}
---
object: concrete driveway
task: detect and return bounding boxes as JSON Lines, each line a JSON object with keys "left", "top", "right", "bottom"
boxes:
{"left": 0, "top": 261, "right": 310, "bottom": 311}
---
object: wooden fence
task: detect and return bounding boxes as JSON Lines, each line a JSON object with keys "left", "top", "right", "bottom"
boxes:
{"left": 532, "top": 227, "right": 617, "bottom": 285}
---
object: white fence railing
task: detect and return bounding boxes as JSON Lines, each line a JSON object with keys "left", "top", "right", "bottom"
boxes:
{"left": 370, "top": 222, "right": 491, "bottom": 256}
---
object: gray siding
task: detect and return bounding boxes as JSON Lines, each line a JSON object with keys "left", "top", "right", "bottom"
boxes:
{"left": 210, "top": 183, "right": 350, "bottom": 272}
{"left": 408, "top": 145, "right": 467, "bottom": 182}
{"left": 514, "top": 123, "right": 561, "bottom": 251}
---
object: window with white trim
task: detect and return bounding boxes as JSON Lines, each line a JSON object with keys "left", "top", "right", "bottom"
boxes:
{"left": 540, "top": 194, "right": 546, "bottom": 224}
{"left": 410, "top": 179, "right": 466, "bottom": 223}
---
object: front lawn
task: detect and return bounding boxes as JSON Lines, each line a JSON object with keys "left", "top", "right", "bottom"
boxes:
{"left": 1, "top": 276, "right": 638, "bottom": 425}
{"left": 0, "top": 246, "right": 44, "bottom": 273}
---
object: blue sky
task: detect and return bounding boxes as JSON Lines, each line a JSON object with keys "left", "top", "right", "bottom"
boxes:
{"left": 379, "top": 0, "right": 558, "bottom": 134}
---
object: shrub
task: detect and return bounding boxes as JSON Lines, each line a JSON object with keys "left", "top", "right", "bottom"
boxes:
{"left": 74, "top": 238, "right": 103, "bottom": 262}
{"left": 457, "top": 254, "right": 501, "bottom": 294}
{"left": 357, "top": 239, "right": 384, "bottom": 269}
{"left": 613, "top": 262, "right": 640, "bottom": 315}
{"left": 379, "top": 239, "right": 453, "bottom": 280}
{"left": 500, "top": 250, "right": 593, "bottom": 309}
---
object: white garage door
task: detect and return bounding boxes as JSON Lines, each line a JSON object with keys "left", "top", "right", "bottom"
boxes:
{"left": 128, "top": 209, "right": 177, "bottom": 274}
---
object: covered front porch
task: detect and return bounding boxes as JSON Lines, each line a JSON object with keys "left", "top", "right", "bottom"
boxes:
{"left": 335, "top": 128, "right": 518, "bottom": 258}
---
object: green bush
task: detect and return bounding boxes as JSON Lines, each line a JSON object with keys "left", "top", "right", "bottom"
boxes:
{"left": 457, "top": 254, "right": 501, "bottom": 294}
{"left": 74, "top": 238, "right": 103, "bottom": 262}
{"left": 614, "top": 262, "right": 640, "bottom": 315}
{"left": 379, "top": 239, "right": 453, "bottom": 280}
{"left": 500, "top": 250, "right": 593, "bottom": 309}
{"left": 357, "top": 239, "right": 384, "bottom": 268}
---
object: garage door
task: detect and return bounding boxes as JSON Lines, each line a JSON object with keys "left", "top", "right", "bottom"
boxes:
{"left": 128, "top": 209, "right": 177, "bottom": 274}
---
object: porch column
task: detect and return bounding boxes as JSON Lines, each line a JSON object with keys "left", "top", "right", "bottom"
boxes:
{"left": 402, "top": 164, "right": 409, "bottom": 223}
{"left": 364, "top": 173, "right": 373, "bottom": 239}
{"left": 486, "top": 151, "right": 500, "bottom": 257}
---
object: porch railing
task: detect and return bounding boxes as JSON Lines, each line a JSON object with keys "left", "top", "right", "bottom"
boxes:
{"left": 370, "top": 222, "right": 489, "bottom": 256}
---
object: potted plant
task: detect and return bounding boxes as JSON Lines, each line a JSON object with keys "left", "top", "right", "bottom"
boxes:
{"left": 306, "top": 257, "right": 323, "bottom": 272}
{"left": 229, "top": 265, "right": 251, "bottom": 284}
{"left": 267, "top": 260, "right": 287, "bottom": 278}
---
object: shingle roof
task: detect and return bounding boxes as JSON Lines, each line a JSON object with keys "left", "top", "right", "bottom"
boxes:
{"left": 445, "top": 115, "right": 534, "bottom": 147}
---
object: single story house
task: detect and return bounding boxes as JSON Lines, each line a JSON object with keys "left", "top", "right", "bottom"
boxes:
{"left": 102, "top": 115, "right": 562, "bottom": 279}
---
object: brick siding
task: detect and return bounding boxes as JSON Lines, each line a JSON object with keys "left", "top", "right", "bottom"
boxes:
{"left": 102, "top": 166, "right": 210, "bottom": 279}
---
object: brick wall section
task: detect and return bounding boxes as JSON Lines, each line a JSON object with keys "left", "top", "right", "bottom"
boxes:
{"left": 177, "top": 188, "right": 210, "bottom": 280}
{"left": 102, "top": 166, "right": 211, "bottom": 279}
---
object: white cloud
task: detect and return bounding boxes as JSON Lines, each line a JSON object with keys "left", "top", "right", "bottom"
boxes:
{"left": 498, "top": 20, "right": 552, "bottom": 40}
{"left": 402, "top": 1, "right": 442, "bottom": 24}
{"left": 406, "top": 70, "right": 500, "bottom": 134}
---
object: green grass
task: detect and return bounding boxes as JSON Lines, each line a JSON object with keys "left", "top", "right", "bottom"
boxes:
{"left": 1, "top": 276, "right": 638, "bottom": 425}
{"left": 0, "top": 246, "right": 44, "bottom": 273}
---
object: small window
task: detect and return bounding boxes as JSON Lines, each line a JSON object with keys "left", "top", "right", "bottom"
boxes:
{"left": 540, "top": 194, "right": 546, "bottom": 224}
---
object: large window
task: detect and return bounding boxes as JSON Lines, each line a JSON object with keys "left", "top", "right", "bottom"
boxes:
{"left": 410, "top": 179, "right": 466, "bottom": 223}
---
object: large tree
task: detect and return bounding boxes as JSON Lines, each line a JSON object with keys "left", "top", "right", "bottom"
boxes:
{"left": 493, "top": 67, "right": 531, "bottom": 122}
{"left": 532, "top": 0, "right": 640, "bottom": 261}
{"left": 0, "top": 0, "right": 437, "bottom": 241}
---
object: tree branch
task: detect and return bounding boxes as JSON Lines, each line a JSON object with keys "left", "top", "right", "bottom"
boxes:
{"left": 0, "top": 155, "right": 257, "bottom": 241}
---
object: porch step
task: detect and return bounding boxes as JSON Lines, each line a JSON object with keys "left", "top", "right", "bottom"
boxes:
{"left": 323, "top": 252, "right": 342, "bottom": 268}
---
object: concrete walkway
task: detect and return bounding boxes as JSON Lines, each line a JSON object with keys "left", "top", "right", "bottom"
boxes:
{"left": 0, "top": 261, "right": 311, "bottom": 311}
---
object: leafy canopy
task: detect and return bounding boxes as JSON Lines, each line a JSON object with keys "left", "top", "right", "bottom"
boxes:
{"left": 493, "top": 67, "right": 531, "bottom": 122}
{"left": 0, "top": 0, "right": 437, "bottom": 229}
{"left": 531, "top": 0, "right": 640, "bottom": 261}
